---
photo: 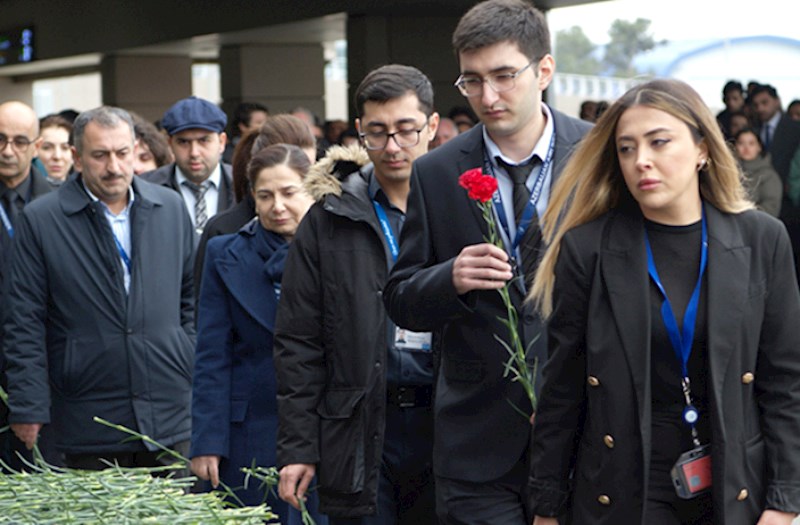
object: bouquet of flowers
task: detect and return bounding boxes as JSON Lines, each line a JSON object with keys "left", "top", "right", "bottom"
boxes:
{"left": 458, "top": 168, "right": 537, "bottom": 416}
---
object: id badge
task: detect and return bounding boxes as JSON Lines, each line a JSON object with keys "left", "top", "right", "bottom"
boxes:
{"left": 670, "top": 444, "right": 712, "bottom": 499}
{"left": 394, "top": 328, "right": 432, "bottom": 352}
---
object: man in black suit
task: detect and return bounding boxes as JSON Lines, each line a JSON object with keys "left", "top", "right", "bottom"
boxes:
{"left": 140, "top": 96, "right": 233, "bottom": 236}
{"left": 0, "top": 101, "right": 59, "bottom": 470}
{"left": 383, "top": 1, "right": 591, "bottom": 523}
{"left": 751, "top": 84, "right": 800, "bottom": 273}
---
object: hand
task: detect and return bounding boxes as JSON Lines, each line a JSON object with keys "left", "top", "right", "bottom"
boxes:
{"left": 756, "top": 509, "right": 798, "bottom": 525}
{"left": 533, "top": 516, "right": 559, "bottom": 525}
{"left": 452, "top": 243, "right": 513, "bottom": 295}
{"left": 190, "top": 455, "right": 221, "bottom": 488}
{"left": 279, "top": 463, "right": 316, "bottom": 510}
{"left": 10, "top": 423, "right": 42, "bottom": 450}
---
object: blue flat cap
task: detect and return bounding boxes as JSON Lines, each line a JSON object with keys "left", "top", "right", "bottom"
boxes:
{"left": 162, "top": 96, "right": 227, "bottom": 135}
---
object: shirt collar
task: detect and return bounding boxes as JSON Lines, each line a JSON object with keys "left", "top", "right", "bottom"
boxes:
{"left": 765, "top": 111, "right": 781, "bottom": 130}
{"left": 175, "top": 163, "right": 222, "bottom": 189}
{"left": 483, "top": 103, "right": 555, "bottom": 167}
{"left": 82, "top": 179, "right": 135, "bottom": 215}
{"left": 367, "top": 166, "right": 402, "bottom": 212}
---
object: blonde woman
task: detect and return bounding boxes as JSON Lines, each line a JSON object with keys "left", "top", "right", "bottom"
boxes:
{"left": 528, "top": 79, "right": 800, "bottom": 525}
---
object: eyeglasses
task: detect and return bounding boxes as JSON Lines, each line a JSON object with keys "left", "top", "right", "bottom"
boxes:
{"left": 0, "top": 134, "right": 36, "bottom": 152}
{"left": 454, "top": 60, "right": 535, "bottom": 97}
{"left": 360, "top": 120, "right": 429, "bottom": 151}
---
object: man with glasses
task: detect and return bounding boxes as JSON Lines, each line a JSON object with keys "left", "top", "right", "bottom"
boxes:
{"left": 383, "top": 1, "right": 591, "bottom": 523}
{"left": 0, "top": 101, "right": 59, "bottom": 471}
{"left": 275, "top": 64, "right": 439, "bottom": 524}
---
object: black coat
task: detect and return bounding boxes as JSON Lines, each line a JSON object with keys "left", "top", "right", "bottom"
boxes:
{"left": 4, "top": 176, "right": 196, "bottom": 454}
{"left": 193, "top": 195, "right": 255, "bottom": 301}
{"left": 528, "top": 204, "right": 800, "bottom": 524}
{"left": 274, "top": 147, "right": 393, "bottom": 517}
{"left": 383, "top": 112, "right": 591, "bottom": 483}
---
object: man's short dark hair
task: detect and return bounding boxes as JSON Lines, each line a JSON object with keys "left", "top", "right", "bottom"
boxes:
{"left": 722, "top": 80, "right": 743, "bottom": 97}
{"left": 751, "top": 83, "right": 779, "bottom": 100}
{"left": 354, "top": 64, "right": 434, "bottom": 118}
{"left": 231, "top": 102, "right": 269, "bottom": 137}
{"left": 452, "top": 0, "right": 550, "bottom": 61}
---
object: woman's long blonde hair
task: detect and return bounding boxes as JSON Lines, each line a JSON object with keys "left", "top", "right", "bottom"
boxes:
{"left": 531, "top": 78, "right": 752, "bottom": 318}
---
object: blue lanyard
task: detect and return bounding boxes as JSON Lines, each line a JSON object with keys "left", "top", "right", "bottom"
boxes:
{"left": 645, "top": 210, "right": 708, "bottom": 440}
{"left": 484, "top": 131, "right": 556, "bottom": 252}
{"left": 644, "top": 211, "right": 708, "bottom": 379}
{"left": 0, "top": 202, "right": 13, "bottom": 238}
{"left": 372, "top": 201, "right": 399, "bottom": 263}
{"left": 112, "top": 233, "right": 132, "bottom": 273}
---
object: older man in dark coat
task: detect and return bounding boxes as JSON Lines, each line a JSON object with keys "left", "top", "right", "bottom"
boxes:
{"left": 4, "top": 106, "right": 195, "bottom": 468}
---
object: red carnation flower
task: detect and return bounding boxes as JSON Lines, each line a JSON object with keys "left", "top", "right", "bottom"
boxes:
{"left": 458, "top": 168, "right": 498, "bottom": 203}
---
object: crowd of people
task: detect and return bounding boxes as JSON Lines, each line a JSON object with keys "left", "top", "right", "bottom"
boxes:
{"left": 2, "top": 0, "right": 800, "bottom": 524}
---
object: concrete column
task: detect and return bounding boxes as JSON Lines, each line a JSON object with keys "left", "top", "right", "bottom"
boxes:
{"left": 101, "top": 55, "right": 192, "bottom": 122}
{"left": 0, "top": 77, "right": 34, "bottom": 107}
{"left": 219, "top": 43, "right": 325, "bottom": 121}
{"left": 346, "top": 14, "right": 461, "bottom": 119}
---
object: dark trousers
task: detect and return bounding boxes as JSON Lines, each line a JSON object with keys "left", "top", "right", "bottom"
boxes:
{"left": 644, "top": 492, "right": 714, "bottom": 525}
{"left": 435, "top": 455, "right": 530, "bottom": 525}
{"left": 332, "top": 404, "right": 435, "bottom": 525}
{"left": 64, "top": 439, "right": 191, "bottom": 477}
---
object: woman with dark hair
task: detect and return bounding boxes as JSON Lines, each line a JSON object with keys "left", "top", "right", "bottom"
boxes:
{"left": 190, "top": 144, "right": 321, "bottom": 520}
{"left": 131, "top": 114, "right": 173, "bottom": 175}
{"left": 529, "top": 79, "right": 800, "bottom": 525}
{"left": 734, "top": 128, "right": 782, "bottom": 217}
{"left": 194, "top": 114, "right": 316, "bottom": 296}
{"left": 37, "top": 115, "right": 73, "bottom": 183}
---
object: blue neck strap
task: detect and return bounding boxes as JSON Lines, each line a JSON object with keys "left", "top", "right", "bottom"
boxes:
{"left": 372, "top": 200, "right": 399, "bottom": 263}
{"left": 644, "top": 209, "right": 708, "bottom": 379}
{"left": 0, "top": 202, "right": 13, "bottom": 238}
{"left": 484, "top": 131, "right": 556, "bottom": 252}
{"left": 112, "top": 233, "right": 132, "bottom": 273}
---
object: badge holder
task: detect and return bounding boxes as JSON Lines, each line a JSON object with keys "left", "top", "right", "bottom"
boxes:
{"left": 669, "top": 378, "right": 712, "bottom": 499}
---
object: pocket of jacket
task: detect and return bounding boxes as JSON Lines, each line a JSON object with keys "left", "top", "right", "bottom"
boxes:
{"left": 230, "top": 399, "right": 248, "bottom": 424}
{"left": 316, "top": 388, "right": 366, "bottom": 494}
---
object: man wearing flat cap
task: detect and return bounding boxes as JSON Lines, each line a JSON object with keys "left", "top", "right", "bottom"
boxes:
{"left": 140, "top": 96, "right": 233, "bottom": 236}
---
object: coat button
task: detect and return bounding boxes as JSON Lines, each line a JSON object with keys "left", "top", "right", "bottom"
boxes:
{"left": 597, "top": 494, "right": 611, "bottom": 505}
{"left": 737, "top": 489, "right": 749, "bottom": 501}
{"left": 741, "top": 372, "right": 754, "bottom": 384}
{"left": 587, "top": 376, "right": 600, "bottom": 387}
{"left": 603, "top": 435, "right": 615, "bottom": 449}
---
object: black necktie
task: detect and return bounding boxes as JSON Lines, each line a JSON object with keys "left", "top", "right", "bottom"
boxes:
{"left": 2, "top": 190, "right": 22, "bottom": 226}
{"left": 497, "top": 158, "right": 532, "bottom": 222}
{"left": 496, "top": 157, "right": 541, "bottom": 286}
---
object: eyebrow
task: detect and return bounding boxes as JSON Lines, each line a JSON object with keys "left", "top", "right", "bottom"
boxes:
{"left": 616, "top": 127, "right": 674, "bottom": 141}
{"left": 365, "top": 118, "right": 420, "bottom": 128}
{"left": 460, "top": 65, "right": 518, "bottom": 76}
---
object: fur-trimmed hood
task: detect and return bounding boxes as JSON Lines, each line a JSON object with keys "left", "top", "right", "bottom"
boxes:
{"left": 304, "top": 144, "right": 371, "bottom": 202}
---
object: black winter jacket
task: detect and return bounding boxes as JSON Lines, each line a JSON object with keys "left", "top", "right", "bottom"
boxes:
{"left": 274, "top": 145, "right": 392, "bottom": 517}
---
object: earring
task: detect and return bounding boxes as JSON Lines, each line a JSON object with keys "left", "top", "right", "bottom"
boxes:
{"left": 697, "top": 158, "right": 707, "bottom": 171}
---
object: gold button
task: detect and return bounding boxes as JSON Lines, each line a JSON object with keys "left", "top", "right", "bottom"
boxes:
{"left": 737, "top": 489, "right": 749, "bottom": 501}
{"left": 587, "top": 376, "right": 600, "bottom": 387}
{"left": 597, "top": 494, "right": 611, "bottom": 505}
{"left": 741, "top": 372, "right": 754, "bottom": 384}
{"left": 603, "top": 435, "right": 615, "bottom": 449}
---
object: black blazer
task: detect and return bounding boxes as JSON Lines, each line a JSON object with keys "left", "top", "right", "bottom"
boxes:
{"left": 528, "top": 203, "right": 800, "bottom": 524}
{"left": 384, "top": 109, "right": 591, "bottom": 483}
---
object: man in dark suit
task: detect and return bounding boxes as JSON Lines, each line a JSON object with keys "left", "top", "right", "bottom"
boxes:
{"left": 383, "top": 1, "right": 591, "bottom": 523}
{"left": 140, "top": 96, "right": 233, "bottom": 236}
{"left": 0, "top": 101, "right": 60, "bottom": 470}
{"left": 751, "top": 84, "right": 800, "bottom": 272}
{"left": 4, "top": 106, "right": 195, "bottom": 470}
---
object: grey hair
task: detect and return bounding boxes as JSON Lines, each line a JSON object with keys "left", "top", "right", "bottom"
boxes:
{"left": 72, "top": 106, "right": 135, "bottom": 155}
